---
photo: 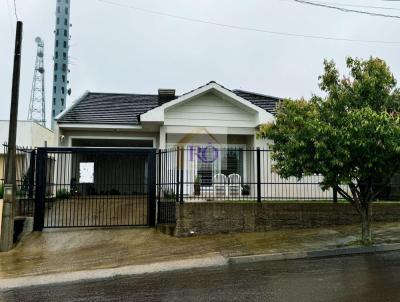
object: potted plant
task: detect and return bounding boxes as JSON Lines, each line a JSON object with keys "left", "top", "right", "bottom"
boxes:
{"left": 194, "top": 175, "right": 201, "bottom": 196}
{"left": 163, "top": 189, "right": 175, "bottom": 200}
{"left": 56, "top": 188, "right": 71, "bottom": 199}
{"left": 242, "top": 184, "right": 250, "bottom": 196}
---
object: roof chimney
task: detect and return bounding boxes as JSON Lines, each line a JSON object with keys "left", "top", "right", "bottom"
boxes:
{"left": 158, "top": 89, "right": 176, "bottom": 106}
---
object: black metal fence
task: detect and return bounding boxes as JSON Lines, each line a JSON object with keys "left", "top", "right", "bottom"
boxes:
{"left": 2, "top": 144, "right": 36, "bottom": 216}
{"left": 2, "top": 145, "right": 399, "bottom": 228}
{"left": 156, "top": 147, "right": 354, "bottom": 224}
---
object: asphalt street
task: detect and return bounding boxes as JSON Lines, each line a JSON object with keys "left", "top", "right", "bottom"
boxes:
{"left": 2, "top": 251, "right": 400, "bottom": 302}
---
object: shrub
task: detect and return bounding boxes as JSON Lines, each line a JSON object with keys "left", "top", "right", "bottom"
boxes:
{"left": 163, "top": 189, "right": 176, "bottom": 200}
{"left": 56, "top": 188, "right": 71, "bottom": 199}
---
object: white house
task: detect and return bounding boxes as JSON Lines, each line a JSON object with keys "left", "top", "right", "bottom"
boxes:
{"left": 53, "top": 81, "right": 334, "bottom": 201}
{"left": 55, "top": 81, "right": 276, "bottom": 149}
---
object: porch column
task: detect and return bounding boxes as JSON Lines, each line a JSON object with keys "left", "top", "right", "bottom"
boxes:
{"left": 159, "top": 126, "right": 166, "bottom": 149}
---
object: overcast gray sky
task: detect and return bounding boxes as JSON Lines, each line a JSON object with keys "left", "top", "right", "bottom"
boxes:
{"left": 1, "top": 0, "right": 400, "bottom": 125}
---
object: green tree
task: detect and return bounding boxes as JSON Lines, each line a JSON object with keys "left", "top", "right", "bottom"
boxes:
{"left": 258, "top": 57, "right": 400, "bottom": 244}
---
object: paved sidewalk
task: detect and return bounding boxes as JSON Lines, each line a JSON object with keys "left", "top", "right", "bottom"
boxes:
{"left": 1, "top": 222, "right": 400, "bottom": 281}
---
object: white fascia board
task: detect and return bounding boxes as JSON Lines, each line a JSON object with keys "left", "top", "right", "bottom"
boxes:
{"left": 140, "top": 108, "right": 165, "bottom": 123}
{"left": 58, "top": 123, "right": 143, "bottom": 130}
{"left": 140, "top": 82, "right": 275, "bottom": 125}
{"left": 164, "top": 125, "right": 255, "bottom": 135}
{"left": 258, "top": 110, "right": 275, "bottom": 125}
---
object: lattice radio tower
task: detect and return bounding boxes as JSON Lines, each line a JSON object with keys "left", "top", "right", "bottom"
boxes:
{"left": 27, "top": 37, "right": 46, "bottom": 126}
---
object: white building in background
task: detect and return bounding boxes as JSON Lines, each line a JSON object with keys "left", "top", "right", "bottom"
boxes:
{"left": 0, "top": 120, "right": 55, "bottom": 181}
{"left": 51, "top": 0, "right": 71, "bottom": 126}
{"left": 0, "top": 121, "right": 55, "bottom": 148}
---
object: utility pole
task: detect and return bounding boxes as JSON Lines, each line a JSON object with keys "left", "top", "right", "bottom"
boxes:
{"left": 0, "top": 21, "right": 23, "bottom": 252}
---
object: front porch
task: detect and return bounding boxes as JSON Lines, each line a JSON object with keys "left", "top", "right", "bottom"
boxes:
{"left": 157, "top": 147, "right": 342, "bottom": 205}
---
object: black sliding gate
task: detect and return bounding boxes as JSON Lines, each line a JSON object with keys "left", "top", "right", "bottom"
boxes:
{"left": 33, "top": 147, "right": 156, "bottom": 230}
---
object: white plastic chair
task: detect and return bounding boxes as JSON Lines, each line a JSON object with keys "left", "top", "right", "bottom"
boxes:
{"left": 213, "top": 174, "right": 227, "bottom": 198}
{"left": 228, "top": 174, "right": 242, "bottom": 198}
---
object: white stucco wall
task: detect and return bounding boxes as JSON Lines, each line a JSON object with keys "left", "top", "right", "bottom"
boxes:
{"left": 0, "top": 120, "right": 55, "bottom": 149}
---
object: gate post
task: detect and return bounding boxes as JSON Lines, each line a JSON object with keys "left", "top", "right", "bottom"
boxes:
{"left": 28, "top": 149, "right": 36, "bottom": 199}
{"left": 147, "top": 149, "right": 157, "bottom": 227}
{"left": 33, "top": 148, "right": 47, "bottom": 231}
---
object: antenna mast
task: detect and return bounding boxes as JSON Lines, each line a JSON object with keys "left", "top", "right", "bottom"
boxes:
{"left": 28, "top": 37, "right": 46, "bottom": 126}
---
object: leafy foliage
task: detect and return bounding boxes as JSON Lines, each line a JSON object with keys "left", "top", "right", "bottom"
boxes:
{"left": 163, "top": 189, "right": 176, "bottom": 200}
{"left": 258, "top": 57, "right": 400, "bottom": 243}
{"left": 56, "top": 188, "right": 71, "bottom": 199}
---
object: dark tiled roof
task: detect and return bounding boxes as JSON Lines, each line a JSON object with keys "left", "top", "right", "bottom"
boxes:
{"left": 58, "top": 92, "right": 161, "bottom": 125}
{"left": 232, "top": 90, "right": 280, "bottom": 115}
{"left": 58, "top": 86, "right": 281, "bottom": 125}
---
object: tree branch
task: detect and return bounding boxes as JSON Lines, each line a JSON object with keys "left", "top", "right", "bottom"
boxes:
{"left": 349, "top": 183, "right": 363, "bottom": 213}
{"left": 335, "top": 185, "right": 353, "bottom": 202}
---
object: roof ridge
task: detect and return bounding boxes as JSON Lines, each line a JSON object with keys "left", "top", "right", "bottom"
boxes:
{"left": 233, "top": 89, "right": 282, "bottom": 100}
{"left": 88, "top": 92, "right": 159, "bottom": 97}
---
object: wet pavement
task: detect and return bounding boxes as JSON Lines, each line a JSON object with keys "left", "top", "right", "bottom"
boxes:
{"left": 2, "top": 251, "right": 400, "bottom": 301}
{"left": 2, "top": 222, "right": 400, "bottom": 279}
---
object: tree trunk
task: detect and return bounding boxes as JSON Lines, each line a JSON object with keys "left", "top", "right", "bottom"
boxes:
{"left": 360, "top": 202, "right": 373, "bottom": 245}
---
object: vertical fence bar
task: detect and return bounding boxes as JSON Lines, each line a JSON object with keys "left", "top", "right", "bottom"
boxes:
{"left": 28, "top": 150, "right": 36, "bottom": 199}
{"left": 175, "top": 147, "right": 180, "bottom": 204}
{"left": 256, "top": 147, "right": 261, "bottom": 203}
{"left": 33, "top": 148, "right": 46, "bottom": 231}
{"left": 148, "top": 149, "right": 156, "bottom": 226}
{"left": 179, "top": 147, "right": 184, "bottom": 204}
{"left": 157, "top": 150, "right": 161, "bottom": 224}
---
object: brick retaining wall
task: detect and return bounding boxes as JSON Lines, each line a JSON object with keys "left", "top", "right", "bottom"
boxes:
{"left": 174, "top": 202, "right": 400, "bottom": 236}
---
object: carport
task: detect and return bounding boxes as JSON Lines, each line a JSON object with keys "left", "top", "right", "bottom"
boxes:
{"left": 33, "top": 147, "right": 156, "bottom": 230}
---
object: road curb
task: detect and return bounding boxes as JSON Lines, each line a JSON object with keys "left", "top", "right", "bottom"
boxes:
{"left": 228, "top": 242, "right": 400, "bottom": 265}
{"left": 0, "top": 254, "right": 227, "bottom": 290}
{"left": 2, "top": 243, "right": 400, "bottom": 290}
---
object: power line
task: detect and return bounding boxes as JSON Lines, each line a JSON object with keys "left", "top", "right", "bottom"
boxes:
{"left": 13, "top": 0, "right": 18, "bottom": 21}
{"left": 97, "top": 0, "right": 400, "bottom": 45}
{"left": 280, "top": 0, "right": 400, "bottom": 11}
{"left": 5, "top": 0, "right": 14, "bottom": 33}
{"left": 292, "top": 0, "right": 400, "bottom": 19}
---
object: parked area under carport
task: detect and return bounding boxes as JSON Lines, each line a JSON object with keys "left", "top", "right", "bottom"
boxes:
{"left": 35, "top": 147, "right": 155, "bottom": 229}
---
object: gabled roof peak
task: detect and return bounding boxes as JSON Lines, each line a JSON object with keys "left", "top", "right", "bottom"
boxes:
{"left": 57, "top": 82, "right": 281, "bottom": 125}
